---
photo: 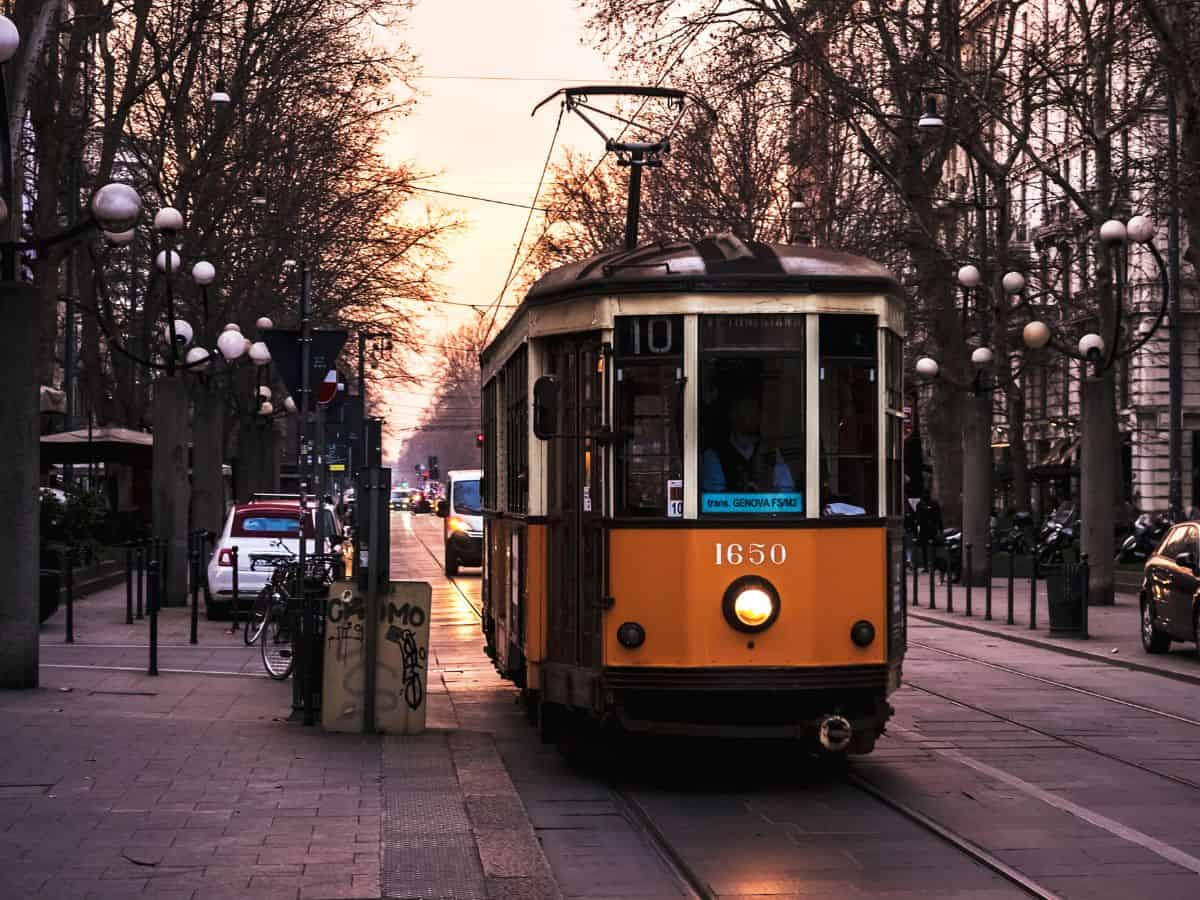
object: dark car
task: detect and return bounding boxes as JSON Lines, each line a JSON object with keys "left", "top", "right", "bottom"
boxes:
{"left": 1140, "top": 521, "right": 1200, "bottom": 653}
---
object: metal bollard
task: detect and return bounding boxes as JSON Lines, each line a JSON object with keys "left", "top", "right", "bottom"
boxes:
{"left": 1081, "top": 554, "right": 1090, "bottom": 639}
{"left": 135, "top": 543, "right": 145, "bottom": 620}
{"left": 64, "top": 548, "right": 75, "bottom": 644}
{"left": 946, "top": 553, "right": 953, "bottom": 612}
{"left": 189, "top": 531, "right": 200, "bottom": 645}
{"left": 147, "top": 557, "right": 160, "bottom": 676}
{"left": 1007, "top": 555, "right": 1015, "bottom": 625}
{"left": 125, "top": 544, "right": 134, "bottom": 625}
{"left": 228, "top": 546, "right": 240, "bottom": 635}
{"left": 985, "top": 543, "right": 993, "bottom": 621}
{"left": 911, "top": 539, "right": 919, "bottom": 606}
{"left": 928, "top": 559, "right": 936, "bottom": 609}
{"left": 965, "top": 544, "right": 973, "bottom": 617}
{"left": 1030, "top": 556, "right": 1038, "bottom": 630}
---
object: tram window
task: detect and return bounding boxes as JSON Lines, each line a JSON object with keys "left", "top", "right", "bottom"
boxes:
{"left": 698, "top": 315, "right": 805, "bottom": 517}
{"left": 819, "top": 315, "right": 878, "bottom": 517}
{"left": 615, "top": 316, "right": 683, "bottom": 517}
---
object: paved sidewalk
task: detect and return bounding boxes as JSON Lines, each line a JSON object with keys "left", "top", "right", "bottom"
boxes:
{"left": 4, "top": 520, "right": 560, "bottom": 900}
{"left": 907, "top": 571, "right": 1200, "bottom": 683}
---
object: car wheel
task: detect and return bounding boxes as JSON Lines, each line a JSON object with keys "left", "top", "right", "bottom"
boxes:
{"left": 1141, "top": 596, "right": 1171, "bottom": 653}
{"left": 445, "top": 548, "right": 459, "bottom": 577}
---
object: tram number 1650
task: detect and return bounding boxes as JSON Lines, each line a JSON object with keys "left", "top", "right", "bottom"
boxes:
{"left": 714, "top": 542, "right": 787, "bottom": 566}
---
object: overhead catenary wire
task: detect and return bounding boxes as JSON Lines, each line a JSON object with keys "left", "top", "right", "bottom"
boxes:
{"left": 480, "top": 103, "right": 566, "bottom": 343}
{"left": 477, "top": 21, "right": 710, "bottom": 333}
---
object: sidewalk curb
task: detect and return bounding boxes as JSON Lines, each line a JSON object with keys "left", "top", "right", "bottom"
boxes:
{"left": 909, "top": 611, "right": 1200, "bottom": 688}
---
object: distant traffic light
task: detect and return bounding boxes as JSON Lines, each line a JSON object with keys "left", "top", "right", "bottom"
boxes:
{"left": 475, "top": 432, "right": 484, "bottom": 448}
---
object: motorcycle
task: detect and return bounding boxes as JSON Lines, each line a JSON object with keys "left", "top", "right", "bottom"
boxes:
{"left": 993, "top": 511, "right": 1037, "bottom": 557}
{"left": 1115, "top": 512, "right": 1170, "bottom": 564}
{"left": 1035, "top": 502, "right": 1080, "bottom": 566}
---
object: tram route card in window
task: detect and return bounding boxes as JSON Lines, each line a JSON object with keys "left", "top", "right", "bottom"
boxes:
{"left": 667, "top": 479, "right": 683, "bottom": 518}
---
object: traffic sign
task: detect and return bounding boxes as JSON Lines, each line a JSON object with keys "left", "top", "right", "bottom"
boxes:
{"left": 317, "top": 369, "right": 339, "bottom": 405}
{"left": 260, "top": 329, "right": 348, "bottom": 399}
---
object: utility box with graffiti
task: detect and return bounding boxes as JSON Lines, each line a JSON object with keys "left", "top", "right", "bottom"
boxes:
{"left": 322, "top": 580, "right": 432, "bottom": 734}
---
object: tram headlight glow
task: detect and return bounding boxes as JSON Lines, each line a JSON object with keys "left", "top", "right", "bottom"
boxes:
{"left": 721, "top": 576, "right": 781, "bottom": 634}
{"left": 734, "top": 588, "right": 773, "bottom": 628}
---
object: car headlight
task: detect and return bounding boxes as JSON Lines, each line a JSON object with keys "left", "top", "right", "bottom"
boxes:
{"left": 722, "top": 576, "right": 780, "bottom": 633}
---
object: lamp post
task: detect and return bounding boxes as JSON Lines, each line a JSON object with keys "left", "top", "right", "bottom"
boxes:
{"left": 0, "top": 15, "right": 145, "bottom": 687}
{"left": 356, "top": 331, "right": 391, "bottom": 476}
{"left": 1018, "top": 215, "right": 1169, "bottom": 604}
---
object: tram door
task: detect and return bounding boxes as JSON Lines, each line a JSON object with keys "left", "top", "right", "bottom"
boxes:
{"left": 545, "top": 336, "right": 607, "bottom": 679}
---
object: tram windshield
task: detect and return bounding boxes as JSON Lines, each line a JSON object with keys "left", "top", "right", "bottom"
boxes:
{"left": 699, "top": 315, "right": 806, "bottom": 516}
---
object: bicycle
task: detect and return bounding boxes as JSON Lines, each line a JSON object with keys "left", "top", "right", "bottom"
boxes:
{"left": 250, "top": 553, "right": 341, "bottom": 680}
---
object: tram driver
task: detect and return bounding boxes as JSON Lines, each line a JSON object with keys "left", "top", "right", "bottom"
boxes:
{"left": 701, "top": 394, "right": 796, "bottom": 493}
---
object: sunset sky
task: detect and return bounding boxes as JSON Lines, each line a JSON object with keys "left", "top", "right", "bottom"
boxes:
{"left": 381, "top": 1, "right": 620, "bottom": 454}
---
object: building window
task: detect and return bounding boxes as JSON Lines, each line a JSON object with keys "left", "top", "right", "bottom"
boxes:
{"left": 482, "top": 378, "right": 498, "bottom": 509}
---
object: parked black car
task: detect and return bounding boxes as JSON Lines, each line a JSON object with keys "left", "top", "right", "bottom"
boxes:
{"left": 1140, "top": 521, "right": 1200, "bottom": 653}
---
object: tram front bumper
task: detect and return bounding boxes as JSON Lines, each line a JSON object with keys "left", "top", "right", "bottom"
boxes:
{"left": 601, "top": 665, "right": 893, "bottom": 746}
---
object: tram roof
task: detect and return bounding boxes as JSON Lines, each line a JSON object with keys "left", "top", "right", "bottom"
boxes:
{"left": 523, "top": 235, "right": 900, "bottom": 305}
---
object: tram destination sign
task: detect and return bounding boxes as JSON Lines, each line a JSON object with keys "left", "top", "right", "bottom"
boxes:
{"left": 702, "top": 492, "right": 803, "bottom": 514}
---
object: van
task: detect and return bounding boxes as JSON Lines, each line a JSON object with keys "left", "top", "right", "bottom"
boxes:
{"left": 438, "top": 468, "right": 483, "bottom": 575}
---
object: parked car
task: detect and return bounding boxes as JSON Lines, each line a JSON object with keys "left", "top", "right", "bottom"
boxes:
{"left": 1140, "top": 520, "right": 1200, "bottom": 653}
{"left": 205, "top": 500, "right": 343, "bottom": 618}
{"left": 438, "top": 469, "right": 483, "bottom": 576}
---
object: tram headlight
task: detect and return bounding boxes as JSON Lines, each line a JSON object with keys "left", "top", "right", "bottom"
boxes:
{"left": 721, "top": 576, "right": 781, "bottom": 633}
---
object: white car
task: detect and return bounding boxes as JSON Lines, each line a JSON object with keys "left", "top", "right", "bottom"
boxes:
{"left": 205, "top": 500, "right": 343, "bottom": 618}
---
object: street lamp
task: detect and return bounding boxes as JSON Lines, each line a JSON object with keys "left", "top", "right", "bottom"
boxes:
{"left": 917, "top": 96, "right": 945, "bottom": 130}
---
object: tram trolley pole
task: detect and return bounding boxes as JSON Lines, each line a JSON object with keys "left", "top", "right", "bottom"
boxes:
{"left": 985, "top": 543, "right": 993, "bottom": 621}
{"left": 147, "top": 556, "right": 160, "bottom": 676}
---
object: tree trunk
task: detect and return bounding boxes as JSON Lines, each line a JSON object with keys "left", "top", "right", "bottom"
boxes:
{"left": 1008, "top": 392, "right": 1031, "bottom": 513}
{"left": 1081, "top": 373, "right": 1116, "bottom": 605}
{"left": 962, "top": 391, "right": 992, "bottom": 584}
{"left": 0, "top": 283, "right": 42, "bottom": 687}
{"left": 927, "top": 381, "right": 965, "bottom": 529}
{"left": 152, "top": 378, "right": 190, "bottom": 606}
{"left": 191, "top": 382, "right": 225, "bottom": 535}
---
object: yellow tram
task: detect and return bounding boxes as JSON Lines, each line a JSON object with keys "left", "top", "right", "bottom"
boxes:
{"left": 479, "top": 234, "right": 906, "bottom": 755}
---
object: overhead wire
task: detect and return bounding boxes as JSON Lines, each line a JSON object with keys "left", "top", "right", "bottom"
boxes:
{"left": 480, "top": 103, "right": 566, "bottom": 343}
{"left": 477, "top": 20, "right": 710, "bottom": 337}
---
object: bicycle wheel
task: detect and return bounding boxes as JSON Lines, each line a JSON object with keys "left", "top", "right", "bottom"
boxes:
{"left": 244, "top": 588, "right": 272, "bottom": 646}
{"left": 261, "top": 608, "right": 296, "bottom": 680}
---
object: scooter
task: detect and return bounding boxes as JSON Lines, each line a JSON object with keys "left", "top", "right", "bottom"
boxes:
{"left": 1116, "top": 512, "right": 1170, "bottom": 564}
{"left": 1036, "top": 503, "right": 1079, "bottom": 566}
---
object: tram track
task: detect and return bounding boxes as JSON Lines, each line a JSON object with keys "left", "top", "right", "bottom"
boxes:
{"left": 612, "top": 769, "right": 1065, "bottom": 900}
{"left": 909, "top": 639, "right": 1200, "bottom": 728}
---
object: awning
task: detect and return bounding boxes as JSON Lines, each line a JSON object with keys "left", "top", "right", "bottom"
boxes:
{"left": 1037, "top": 438, "right": 1079, "bottom": 467}
{"left": 41, "top": 427, "right": 152, "bottom": 466}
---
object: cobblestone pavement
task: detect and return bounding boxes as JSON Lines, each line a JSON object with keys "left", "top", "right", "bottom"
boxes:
{"left": 9, "top": 512, "right": 1200, "bottom": 899}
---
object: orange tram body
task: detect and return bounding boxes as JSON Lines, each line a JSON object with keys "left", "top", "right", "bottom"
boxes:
{"left": 479, "top": 236, "right": 907, "bottom": 755}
